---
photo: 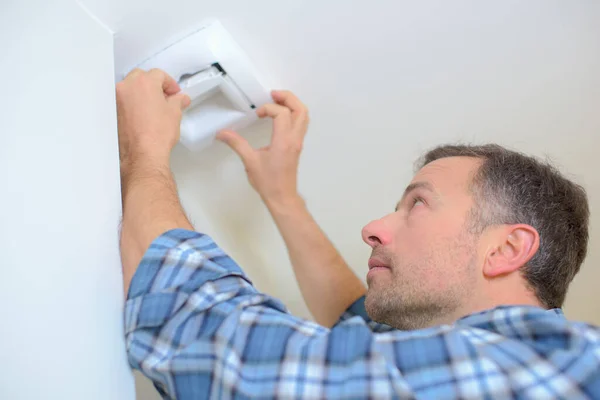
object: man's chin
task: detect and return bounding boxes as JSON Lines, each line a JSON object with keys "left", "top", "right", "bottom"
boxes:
{"left": 364, "top": 291, "right": 388, "bottom": 325}
{"left": 366, "top": 273, "right": 388, "bottom": 290}
{"left": 365, "top": 286, "right": 387, "bottom": 310}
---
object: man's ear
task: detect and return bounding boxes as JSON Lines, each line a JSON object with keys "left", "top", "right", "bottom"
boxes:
{"left": 483, "top": 224, "right": 540, "bottom": 278}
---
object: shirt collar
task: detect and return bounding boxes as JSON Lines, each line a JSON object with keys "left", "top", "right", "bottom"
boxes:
{"left": 455, "top": 305, "right": 564, "bottom": 329}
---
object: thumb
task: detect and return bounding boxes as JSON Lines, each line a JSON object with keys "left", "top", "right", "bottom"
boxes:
{"left": 217, "top": 130, "right": 255, "bottom": 165}
{"left": 168, "top": 93, "right": 192, "bottom": 110}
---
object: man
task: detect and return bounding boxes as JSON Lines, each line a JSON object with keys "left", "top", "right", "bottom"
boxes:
{"left": 117, "top": 69, "right": 600, "bottom": 399}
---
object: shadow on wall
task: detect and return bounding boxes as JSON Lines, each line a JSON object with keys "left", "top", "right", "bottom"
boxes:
{"left": 134, "top": 371, "right": 162, "bottom": 400}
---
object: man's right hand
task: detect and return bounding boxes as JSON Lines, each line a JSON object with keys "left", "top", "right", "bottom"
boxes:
{"left": 216, "top": 90, "right": 309, "bottom": 207}
{"left": 218, "top": 91, "right": 366, "bottom": 327}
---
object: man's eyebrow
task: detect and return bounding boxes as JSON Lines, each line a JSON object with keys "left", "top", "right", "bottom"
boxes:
{"left": 394, "top": 181, "right": 435, "bottom": 211}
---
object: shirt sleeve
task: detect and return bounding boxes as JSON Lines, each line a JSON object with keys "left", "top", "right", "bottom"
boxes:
{"left": 125, "top": 229, "right": 600, "bottom": 400}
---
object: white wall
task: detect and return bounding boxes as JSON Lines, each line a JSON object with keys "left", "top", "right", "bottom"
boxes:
{"left": 0, "top": 1, "right": 134, "bottom": 399}
{"left": 69, "top": 1, "right": 600, "bottom": 398}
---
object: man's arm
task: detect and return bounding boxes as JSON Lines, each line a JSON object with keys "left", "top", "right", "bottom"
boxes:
{"left": 116, "top": 68, "right": 192, "bottom": 295}
{"left": 263, "top": 195, "right": 367, "bottom": 327}
{"left": 217, "top": 91, "right": 366, "bottom": 327}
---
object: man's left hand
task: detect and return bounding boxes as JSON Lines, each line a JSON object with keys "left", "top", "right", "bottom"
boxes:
{"left": 116, "top": 68, "right": 191, "bottom": 175}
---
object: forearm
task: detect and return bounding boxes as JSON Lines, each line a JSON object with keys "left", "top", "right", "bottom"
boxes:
{"left": 120, "top": 162, "right": 193, "bottom": 296}
{"left": 266, "top": 195, "right": 366, "bottom": 327}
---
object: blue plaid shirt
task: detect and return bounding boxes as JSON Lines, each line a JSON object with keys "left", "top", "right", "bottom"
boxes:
{"left": 125, "top": 229, "right": 600, "bottom": 399}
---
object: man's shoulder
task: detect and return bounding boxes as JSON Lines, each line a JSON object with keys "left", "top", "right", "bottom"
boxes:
{"left": 456, "top": 304, "right": 593, "bottom": 330}
{"left": 451, "top": 305, "right": 600, "bottom": 353}
{"left": 370, "top": 305, "right": 600, "bottom": 356}
{"left": 366, "top": 306, "right": 597, "bottom": 370}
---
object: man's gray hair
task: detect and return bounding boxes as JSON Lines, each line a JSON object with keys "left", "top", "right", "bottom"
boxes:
{"left": 418, "top": 144, "right": 589, "bottom": 308}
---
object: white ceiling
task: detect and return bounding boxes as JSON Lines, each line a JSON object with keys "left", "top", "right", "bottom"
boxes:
{"left": 82, "top": 0, "right": 600, "bottom": 326}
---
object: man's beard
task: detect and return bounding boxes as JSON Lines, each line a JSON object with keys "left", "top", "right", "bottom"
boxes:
{"left": 364, "top": 278, "right": 460, "bottom": 330}
{"left": 364, "top": 245, "right": 477, "bottom": 330}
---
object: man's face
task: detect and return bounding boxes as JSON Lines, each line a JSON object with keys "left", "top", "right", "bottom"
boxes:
{"left": 362, "top": 156, "right": 482, "bottom": 329}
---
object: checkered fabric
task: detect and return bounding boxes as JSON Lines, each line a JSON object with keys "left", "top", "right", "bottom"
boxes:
{"left": 125, "top": 229, "right": 600, "bottom": 399}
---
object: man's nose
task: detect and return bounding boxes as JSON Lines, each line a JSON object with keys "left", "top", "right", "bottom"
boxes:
{"left": 361, "top": 219, "right": 392, "bottom": 248}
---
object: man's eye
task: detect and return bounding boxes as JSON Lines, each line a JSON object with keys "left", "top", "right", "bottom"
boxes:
{"left": 411, "top": 197, "right": 425, "bottom": 208}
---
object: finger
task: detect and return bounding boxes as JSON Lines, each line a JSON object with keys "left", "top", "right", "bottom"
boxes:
{"left": 148, "top": 68, "right": 181, "bottom": 96}
{"left": 167, "top": 93, "right": 191, "bottom": 110}
{"left": 125, "top": 68, "right": 144, "bottom": 80}
{"left": 216, "top": 130, "right": 256, "bottom": 165}
{"left": 271, "top": 90, "right": 308, "bottom": 118}
{"left": 256, "top": 102, "right": 292, "bottom": 119}
{"left": 256, "top": 103, "right": 293, "bottom": 132}
{"left": 257, "top": 104, "right": 294, "bottom": 147}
